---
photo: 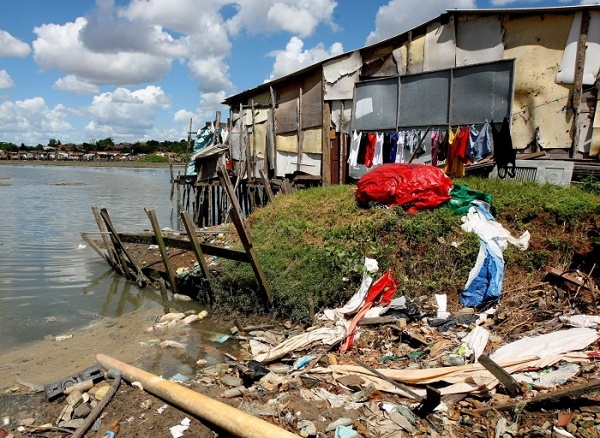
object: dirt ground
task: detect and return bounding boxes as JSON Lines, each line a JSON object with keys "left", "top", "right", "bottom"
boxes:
{"left": 2, "top": 212, "right": 600, "bottom": 437}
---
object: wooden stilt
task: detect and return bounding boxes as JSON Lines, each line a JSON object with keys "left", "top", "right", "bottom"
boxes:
{"left": 92, "top": 206, "right": 117, "bottom": 268}
{"left": 217, "top": 165, "right": 272, "bottom": 305}
{"left": 145, "top": 208, "right": 178, "bottom": 295}
{"left": 259, "top": 170, "right": 274, "bottom": 202}
{"left": 180, "top": 211, "right": 211, "bottom": 279}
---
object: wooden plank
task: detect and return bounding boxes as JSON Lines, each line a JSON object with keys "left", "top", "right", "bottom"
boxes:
{"left": 217, "top": 165, "right": 273, "bottom": 305}
{"left": 180, "top": 210, "right": 211, "bottom": 279}
{"left": 92, "top": 206, "right": 116, "bottom": 267}
{"left": 354, "top": 359, "right": 423, "bottom": 401}
{"left": 545, "top": 266, "right": 599, "bottom": 293}
{"left": 478, "top": 354, "right": 522, "bottom": 397}
{"left": 117, "top": 232, "right": 250, "bottom": 262}
{"left": 463, "top": 379, "right": 600, "bottom": 415}
{"left": 80, "top": 232, "right": 112, "bottom": 266}
{"left": 145, "top": 207, "right": 178, "bottom": 294}
{"left": 100, "top": 208, "right": 149, "bottom": 286}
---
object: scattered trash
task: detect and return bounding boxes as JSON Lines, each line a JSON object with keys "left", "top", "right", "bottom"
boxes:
{"left": 293, "top": 356, "right": 316, "bottom": 370}
{"left": 173, "top": 293, "right": 192, "bottom": 302}
{"left": 169, "top": 417, "right": 191, "bottom": 438}
{"left": 160, "top": 340, "right": 187, "bottom": 349}
{"left": 334, "top": 425, "right": 358, "bottom": 438}
{"left": 55, "top": 334, "right": 73, "bottom": 342}
{"left": 170, "top": 374, "right": 189, "bottom": 383}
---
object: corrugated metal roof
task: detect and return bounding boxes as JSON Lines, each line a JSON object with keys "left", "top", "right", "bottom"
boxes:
{"left": 223, "top": 5, "right": 600, "bottom": 104}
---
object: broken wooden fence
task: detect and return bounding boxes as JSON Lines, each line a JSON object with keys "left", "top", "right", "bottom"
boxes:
{"left": 81, "top": 165, "right": 273, "bottom": 306}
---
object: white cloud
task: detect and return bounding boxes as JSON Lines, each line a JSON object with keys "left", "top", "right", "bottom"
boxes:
{"left": 268, "top": 37, "right": 344, "bottom": 80}
{"left": 86, "top": 86, "right": 172, "bottom": 138}
{"left": 188, "top": 56, "right": 234, "bottom": 93}
{"left": 0, "top": 97, "right": 74, "bottom": 144}
{"left": 174, "top": 109, "right": 195, "bottom": 124}
{"left": 366, "top": 0, "right": 476, "bottom": 45}
{"left": 53, "top": 76, "right": 100, "bottom": 95}
{"left": 33, "top": 18, "right": 174, "bottom": 87}
{"left": 0, "top": 30, "right": 31, "bottom": 58}
{"left": 226, "top": 0, "right": 338, "bottom": 37}
{"left": 80, "top": 1, "right": 190, "bottom": 58}
{"left": 0, "top": 70, "right": 15, "bottom": 89}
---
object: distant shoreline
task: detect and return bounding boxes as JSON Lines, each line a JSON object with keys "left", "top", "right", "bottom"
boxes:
{"left": 0, "top": 160, "right": 186, "bottom": 169}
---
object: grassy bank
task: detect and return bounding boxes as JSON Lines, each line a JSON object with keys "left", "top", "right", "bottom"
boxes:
{"left": 211, "top": 177, "right": 600, "bottom": 322}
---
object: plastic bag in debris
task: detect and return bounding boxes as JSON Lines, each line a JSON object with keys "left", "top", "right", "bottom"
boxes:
{"left": 447, "top": 184, "right": 493, "bottom": 215}
{"left": 355, "top": 163, "right": 452, "bottom": 213}
{"left": 340, "top": 269, "right": 398, "bottom": 353}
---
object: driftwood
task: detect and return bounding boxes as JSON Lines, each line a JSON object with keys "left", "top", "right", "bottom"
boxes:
{"left": 478, "top": 354, "right": 522, "bottom": 397}
{"left": 463, "top": 379, "right": 600, "bottom": 415}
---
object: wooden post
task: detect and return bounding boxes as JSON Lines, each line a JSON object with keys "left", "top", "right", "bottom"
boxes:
{"left": 251, "top": 100, "right": 257, "bottom": 180}
{"left": 217, "top": 165, "right": 272, "bottom": 305}
{"left": 478, "top": 354, "right": 522, "bottom": 397}
{"left": 340, "top": 101, "right": 345, "bottom": 184}
{"left": 145, "top": 207, "right": 178, "bottom": 295}
{"left": 100, "top": 208, "right": 149, "bottom": 286}
{"left": 297, "top": 86, "right": 303, "bottom": 170}
{"left": 259, "top": 170, "right": 275, "bottom": 202}
{"left": 269, "top": 85, "right": 277, "bottom": 174}
{"left": 80, "top": 233, "right": 112, "bottom": 267}
{"left": 570, "top": 10, "right": 590, "bottom": 158}
{"left": 214, "top": 111, "right": 221, "bottom": 145}
{"left": 92, "top": 206, "right": 117, "bottom": 268}
{"left": 180, "top": 211, "right": 211, "bottom": 279}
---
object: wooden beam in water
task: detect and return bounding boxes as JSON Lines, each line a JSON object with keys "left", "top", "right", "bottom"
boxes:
{"left": 100, "top": 208, "right": 149, "bottom": 286}
{"left": 92, "top": 206, "right": 117, "bottom": 268}
{"left": 117, "top": 232, "right": 250, "bottom": 262}
{"left": 145, "top": 207, "right": 178, "bottom": 295}
{"left": 217, "top": 165, "right": 272, "bottom": 306}
{"left": 180, "top": 210, "right": 211, "bottom": 279}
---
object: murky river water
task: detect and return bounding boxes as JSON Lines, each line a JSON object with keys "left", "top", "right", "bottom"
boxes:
{"left": 0, "top": 164, "right": 199, "bottom": 351}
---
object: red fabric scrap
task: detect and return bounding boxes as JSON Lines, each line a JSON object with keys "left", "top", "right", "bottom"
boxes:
{"left": 355, "top": 163, "right": 452, "bottom": 213}
{"left": 340, "top": 269, "right": 398, "bottom": 353}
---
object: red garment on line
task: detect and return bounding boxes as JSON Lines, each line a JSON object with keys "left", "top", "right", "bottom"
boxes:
{"left": 365, "top": 132, "right": 377, "bottom": 168}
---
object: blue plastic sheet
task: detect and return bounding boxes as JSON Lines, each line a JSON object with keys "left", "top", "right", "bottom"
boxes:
{"left": 459, "top": 201, "right": 529, "bottom": 307}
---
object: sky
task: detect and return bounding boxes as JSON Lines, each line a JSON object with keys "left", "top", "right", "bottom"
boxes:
{"left": 0, "top": 0, "right": 595, "bottom": 146}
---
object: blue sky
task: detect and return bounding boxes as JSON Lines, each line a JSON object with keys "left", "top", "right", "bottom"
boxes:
{"left": 0, "top": 0, "right": 593, "bottom": 146}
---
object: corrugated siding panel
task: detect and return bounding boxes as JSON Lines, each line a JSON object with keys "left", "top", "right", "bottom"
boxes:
{"left": 302, "top": 72, "right": 323, "bottom": 129}
{"left": 276, "top": 82, "right": 299, "bottom": 134}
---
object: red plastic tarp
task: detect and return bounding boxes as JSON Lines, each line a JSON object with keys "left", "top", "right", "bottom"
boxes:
{"left": 355, "top": 163, "right": 452, "bottom": 213}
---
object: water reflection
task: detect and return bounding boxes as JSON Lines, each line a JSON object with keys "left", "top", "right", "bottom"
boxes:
{"left": 0, "top": 164, "right": 177, "bottom": 350}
